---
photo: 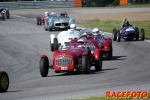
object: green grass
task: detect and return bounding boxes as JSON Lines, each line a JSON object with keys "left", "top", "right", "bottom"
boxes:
{"left": 77, "top": 20, "right": 150, "bottom": 40}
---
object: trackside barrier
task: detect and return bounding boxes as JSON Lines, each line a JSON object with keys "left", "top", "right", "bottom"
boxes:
{"left": 120, "top": 0, "right": 128, "bottom": 5}
{"left": 0, "top": 0, "right": 74, "bottom": 9}
{"left": 74, "top": 0, "right": 82, "bottom": 7}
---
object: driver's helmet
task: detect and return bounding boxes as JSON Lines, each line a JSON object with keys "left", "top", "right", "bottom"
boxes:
{"left": 61, "top": 14, "right": 65, "bottom": 17}
{"left": 93, "top": 28, "right": 100, "bottom": 35}
{"left": 70, "top": 24, "right": 76, "bottom": 29}
{"left": 83, "top": 32, "right": 87, "bottom": 36}
{"left": 77, "top": 38, "right": 84, "bottom": 47}
{"left": 124, "top": 21, "right": 129, "bottom": 26}
{"left": 44, "top": 11, "right": 49, "bottom": 17}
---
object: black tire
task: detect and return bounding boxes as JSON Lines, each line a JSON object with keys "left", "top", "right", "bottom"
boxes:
{"left": 50, "top": 37, "right": 54, "bottom": 52}
{"left": 36, "top": 17, "right": 39, "bottom": 25}
{"left": 95, "top": 51, "right": 102, "bottom": 71}
{"left": 54, "top": 38, "right": 59, "bottom": 51}
{"left": 51, "top": 44, "right": 54, "bottom": 52}
{"left": 82, "top": 55, "right": 90, "bottom": 74}
{"left": 106, "top": 52, "right": 111, "bottom": 60}
{"left": 6, "top": 11, "right": 10, "bottom": 19}
{"left": 45, "top": 28, "right": 48, "bottom": 31}
{"left": 112, "top": 28, "right": 117, "bottom": 41}
{"left": 39, "top": 17, "right": 41, "bottom": 25}
{"left": 2, "top": 14, "right": 5, "bottom": 20}
{"left": 140, "top": 28, "right": 145, "bottom": 41}
{"left": 49, "top": 28, "right": 52, "bottom": 32}
{"left": 110, "top": 44, "right": 113, "bottom": 58}
{"left": 39, "top": 57, "right": 49, "bottom": 77}
{"left": 135, "top": 27, "right": 139, "bottom": 40}
{"left": 0, "top": 71, "right": 9, "bottom": 92}
{"left": 117, "top": 30, "right": 121, "bottom": 42}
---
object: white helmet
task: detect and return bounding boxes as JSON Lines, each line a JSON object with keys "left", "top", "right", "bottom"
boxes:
{"left": 77, "top": 38, "right": 84, "bottom": 46}
{"left": 93, "top": 28, "right": 100, "bottom": 34}
{"left": 45, "top": 11, "right": 49, "bottom": 17}
{"left": 70, "top": 24, "right": 76, "bottom": 29}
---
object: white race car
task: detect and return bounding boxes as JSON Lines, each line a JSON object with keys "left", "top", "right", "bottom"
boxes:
{"left": 50, "top": 24, "right": 82, "bottom": 51}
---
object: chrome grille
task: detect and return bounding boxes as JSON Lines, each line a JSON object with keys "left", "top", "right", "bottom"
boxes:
{"left": 85, "top": 43, "right": 96, "bottom": 52}
{"left": 55, "top": 23, "right": 69, "bottom": 26}
{"left": 56, "top": 56, "right": 72, "bottom": 67}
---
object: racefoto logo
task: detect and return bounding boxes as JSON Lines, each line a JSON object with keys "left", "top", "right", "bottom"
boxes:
{"left": 106, "top": 91, "right": 149, "bottom": 98}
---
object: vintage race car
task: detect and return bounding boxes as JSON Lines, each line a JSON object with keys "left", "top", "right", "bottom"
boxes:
{"left": 51, "top": 28, "right": 112, "bottom": 60}
{"left": 0, "top": 71, "right": 9, "bottom": 92}
{"left": 44, "top": 11, "right": 75, "bottom": 31}
{"left": 39, "top": 40, "right": 103, "bottom": 77}
{"left": 50, "top": 24, "right": 82, "bottom": 51}
{"left": 0, "top": 7, "right": 10, "bottom": 20}
{"left": 36, "top": 12, "right": 49, "bottom": 25}
{"left": 79, "top": 30, "right": 113, "bottom": 60}
{"left": 112, "top": 26, "right": 145, "bottom": 42}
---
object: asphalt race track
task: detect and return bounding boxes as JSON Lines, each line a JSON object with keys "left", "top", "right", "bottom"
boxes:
{"left": 0, "top": 7, "right": 150, "bottom": 100}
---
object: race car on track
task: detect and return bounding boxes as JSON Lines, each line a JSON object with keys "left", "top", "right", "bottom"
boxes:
{"left": 79, "top": 28, "right": 113, "bottom": 60}
{"left": 112, "top": 22, "right": 145, "bottom": 42}
{"left": 0, "top": 71, "right": 9, "bottom": 92}
{"left": 36, "top": 11, "right": 49, "bottom": 25}
{"left": 50, "top": 24, "right": 81, "bottom": 51}
{"left": 44, "top": 11, "right": 75, "bottom": 31}
{"left": 0, "top": 7, "right": 10, "bottom": 20}
{"left": 39, "top": 39, "right": 103, "bottom": 76}
{"left": 50, "top": 27, "right": 112, "bottom": 60}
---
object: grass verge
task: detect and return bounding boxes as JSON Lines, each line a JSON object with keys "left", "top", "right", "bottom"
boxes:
{"left": 77, "top": 20, "right": 150, "bottom": 40}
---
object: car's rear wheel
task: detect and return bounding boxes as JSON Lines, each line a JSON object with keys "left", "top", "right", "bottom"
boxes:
{"left": 36, "top": 17, "right": 39, "bottom": 25}
{"left": 40, "top": 57, "right": 49, "bottom": 77}
{"left": 106, "top": 52, "right": 111, "bottom": 60}
{"left": 82, "top": 55, "right": 90, "bottom": 74}
{"left": 6, "top": 11, "right": 10, "bottom": 19}
{"left": 117, "top": 30, "right": 121, "bottom": 42}
{"left": 112, "top": 28, "right": 117, "bottom": 41}
{"left": 54, "top": 38, "right": 59, "bottom": 51}
{"left": 0, "top": 71, "right": 9, "bottom": 92}
{"left": 95, "top": 52, "right": 102, "bottom": 71}
{"left": 50, "top": 38, "right": 54, "bottom": 52}
{"left": 39, "top": 18, "right": 41, "bottom": 25}
{"left": 135, "top": 27, "right": 139, "bottom": 40}
{"left": 140, "top": 28, "right": 145, "bottom": 41}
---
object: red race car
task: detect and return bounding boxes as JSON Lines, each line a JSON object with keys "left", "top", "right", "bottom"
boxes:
{"left": 76, "top": 28, "right": 112, "bottom": 60}
{"left": 39, "top": 39, "right": 103, "bottom": 77}
{"left": 36, "top": 11, "right": 49, "bottom": 25}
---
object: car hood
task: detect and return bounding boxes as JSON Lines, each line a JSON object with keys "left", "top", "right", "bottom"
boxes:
{"left": 53, "top": 17, "right": 70, "bottom": 22}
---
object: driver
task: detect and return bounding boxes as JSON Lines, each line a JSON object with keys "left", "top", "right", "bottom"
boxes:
{"left": 92, "top": 28, "right": 101, "bottom": 36}
{"left": 77, "top": 38, "right": 84, "bottom": 47}
{"left": 121, "top": 19, "right": 132, "bottom": 28}
{"left": 44, "top": 11, "right": 49, "bottom": 17}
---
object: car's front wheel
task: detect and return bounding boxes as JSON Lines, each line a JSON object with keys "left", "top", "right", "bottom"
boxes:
{"left": 140, "top": 28, "right": 145, "bottom": 41}
{"left": 95, "top": 52, "right": 102, "bottom": 71}
{"left": 0, "top": 71, "right": 9, "bottom": 92}
{"left": 82, "top": 55, "right": 91, "bottom": 74}
{"left": 112, "top": 28, "right": 117, "bottom": 41}
{"left": 39, "top": 57, "right": 49, "bottom": 77}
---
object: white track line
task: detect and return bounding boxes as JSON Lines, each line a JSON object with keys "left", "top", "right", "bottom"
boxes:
{"left": 11, "top": 15, "right": 26, "bottom": 18}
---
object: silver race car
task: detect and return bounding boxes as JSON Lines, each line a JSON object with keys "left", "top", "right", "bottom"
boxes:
{"left": 44, "top": 11, "right": 75, "bottom": 31}
{"left": 0, "top": 7, "right": 10, "bottom": 20}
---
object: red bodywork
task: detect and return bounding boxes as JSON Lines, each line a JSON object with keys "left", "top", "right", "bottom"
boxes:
{"left": 52, "top": 40, "right": 101, "bottom": 72}
{"left": 41, "top": 17, "right": 47, "bottom": 25}
{"left": 81, "top": 34, "right": 112, "bottom": 53}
